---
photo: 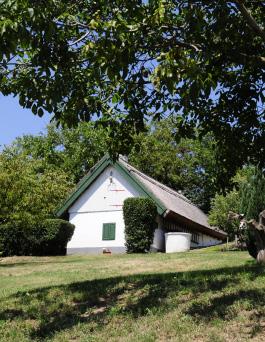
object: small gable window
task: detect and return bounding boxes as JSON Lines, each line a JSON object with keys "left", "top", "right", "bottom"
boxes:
{"left": 102, "top": 223, "right": 116, "bottom": 240}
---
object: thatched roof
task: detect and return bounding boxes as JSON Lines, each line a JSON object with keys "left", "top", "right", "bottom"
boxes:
{"left": 119, "top": 157, "right": 226, "bottom": 240}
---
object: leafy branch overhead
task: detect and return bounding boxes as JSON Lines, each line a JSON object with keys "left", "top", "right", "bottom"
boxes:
{"left": 0, "top": 0, "right": 264, "bottom": 161}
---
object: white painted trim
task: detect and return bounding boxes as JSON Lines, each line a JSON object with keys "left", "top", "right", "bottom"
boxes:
{"left": 69, "top": 209, "right": 123, "bottom": 214}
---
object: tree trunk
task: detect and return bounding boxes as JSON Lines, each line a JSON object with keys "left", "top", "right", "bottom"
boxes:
{"left": 229, "top": 210, "right": 265, "bottom": 264}
{"left": 246, "top": 210, "right": 265, "bottom": 264}
{"left": 257, "top": 250, "right": 265, "bottom": 263}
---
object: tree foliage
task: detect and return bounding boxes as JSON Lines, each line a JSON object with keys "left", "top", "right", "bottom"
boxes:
{"left": 208, "top": 190, "right": 240, "bottom": 239}
{"left": 5, "top": 120, "right": 219, "bottom": 210}
{"left": 208, "top": 165, "right": 265, "bottom": 239}
{"left": 239, "top": 167, "right": 265, "bottom": 260}
{"left": 129, "top": 119, "right": 218, "bottom": 211}
{"left": 239, "top": 167, "right": 265, "bottom": 221}
{"left": 0, "top": 150, "right": 74, "bottom": 255}
{"left": 0, "top": 152, "right": 73, "bottom": 227}
{"left": 228, "top": 167, "right": 265, "bottom": 261}
{"left": 0, "top": 0, "right": 264, "bottom": 183}
{"left": 4, "top": 122, "right": 108, "bottom": 183}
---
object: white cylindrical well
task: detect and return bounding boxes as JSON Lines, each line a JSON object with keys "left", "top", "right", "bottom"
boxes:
{"left": 165, "top": 232, "right": 191, "bottom": 253}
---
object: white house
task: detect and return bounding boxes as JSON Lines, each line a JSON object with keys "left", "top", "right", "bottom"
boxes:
{"left": 57, "top": 155, "right": 227, "bottom": 254}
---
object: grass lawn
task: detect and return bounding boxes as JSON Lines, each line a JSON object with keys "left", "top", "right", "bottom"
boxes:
{"left": 0, "top": 249, "right": 265, "bottom": 341}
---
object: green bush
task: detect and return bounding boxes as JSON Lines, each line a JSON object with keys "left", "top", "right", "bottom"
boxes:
{"left": 0, "top": 223, "right": 30, "bottom": 256}
{"left": 123, "top": 197, "right": 157, "bottom": 253}
{"left": 0, "top": 219, "right": 75, "bottom": 256}
{"left": 38, "top": 219, "right": 75, "bottom": 255}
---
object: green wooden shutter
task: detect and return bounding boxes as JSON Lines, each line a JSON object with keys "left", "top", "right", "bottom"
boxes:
{"left": 108, "top": 223, "right": 115, "bottom": 240}
{"left": 102, "top": 223, "right": 116, "bottom": 240}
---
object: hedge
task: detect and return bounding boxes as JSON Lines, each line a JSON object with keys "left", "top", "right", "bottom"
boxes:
{"left": 0, "top": 219, "right": 75, "bottom": 256}
{"left": 123, "top": 197, "right": 157, "bottom": 253}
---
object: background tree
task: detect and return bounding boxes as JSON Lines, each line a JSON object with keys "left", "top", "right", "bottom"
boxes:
{"left": 208, "top": 165, "right": 263, "bottom": 240}
{"left": 0, "top": 152, "right": 73, "bottom": 227}
{"left": 4, "top": 120, "right": 219, "bottom": 211}
{"left": 4, "top": 122, "right": 108, "bottom": 183}
{"left": 208, "top": 190, "right": 240, "bottom": 239}
{"left": 129, "top": 119, "right": 217, "bottom": 211}
{"left": 228, "top": 167, "right": 265, "bottom": 262}
{"left": 0, "top": 0, "right": 264, "bottom": 190}
{"left": 239, "top": 167, "right": 265, "bottom": 221}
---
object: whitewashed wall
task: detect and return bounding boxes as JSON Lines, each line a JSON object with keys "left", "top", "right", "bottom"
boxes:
{"left": 67, "top": 166, "right": 140, "bottom": 253}
{"left": 69, "top": 211, "right": 125, "bottom": 249}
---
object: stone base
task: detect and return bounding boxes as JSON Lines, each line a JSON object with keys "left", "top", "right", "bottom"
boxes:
{"left": 67, "top": 246, "right": 126, "bottom": 255}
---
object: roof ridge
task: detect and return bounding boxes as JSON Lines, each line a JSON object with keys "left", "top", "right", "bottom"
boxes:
{"left": 119, "top": 157, "right": 199, "bottom": 208}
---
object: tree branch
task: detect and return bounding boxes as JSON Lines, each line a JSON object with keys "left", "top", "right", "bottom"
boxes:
{"left": 69, "top": 31, "right": 90, "bottom": 46}
{"left": 174, "top": 39, "right": 202, "bottom": 52}
{"left": 235, "top": 1, "right": 265, "bottom": 41}
{"left": 238, "top": 52, "right": 265, "bottom": 67}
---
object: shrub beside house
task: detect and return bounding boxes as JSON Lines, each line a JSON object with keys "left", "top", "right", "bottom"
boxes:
{"left": 0, "top": 219, "right": 75, "bottom": 257}
{"left": 123, "top": 197, "right": 157, "bottom": 253}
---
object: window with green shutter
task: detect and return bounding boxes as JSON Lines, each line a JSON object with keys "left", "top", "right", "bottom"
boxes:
{"left": 102, "top": 223, "right": 116, "bottom": 240}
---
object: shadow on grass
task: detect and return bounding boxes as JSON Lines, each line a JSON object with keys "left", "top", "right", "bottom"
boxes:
{"left": 0, "top": 263, "right": 264, "bottom": 340}
{"left": 0, "top": 257, "right": 87, "bottom": 268}
{"left": 187, "top": 288, "right": 265, "bottom": 319}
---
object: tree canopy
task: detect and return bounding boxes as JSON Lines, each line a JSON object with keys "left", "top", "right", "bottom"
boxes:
{"left": 4, "top": 122, "right": 108, "bottom": 182}
{"left": 0, "top": 151, "right": 73, "bottom": 227}
{"left": 0, "top": 1, "right": 264, "bottom": 182}
{"left": 129, "top": 120, "right": 218, "bottom": 211}
{"left": 208, "top": 165, "right": 262, "bottom": 238}
{"left": 4, "top": 120, "right": 219, "bottom": 211}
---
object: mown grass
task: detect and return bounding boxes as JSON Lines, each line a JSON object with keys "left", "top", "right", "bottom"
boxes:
{"left": 0, "top": 249, "right": 264, "bottom": 341}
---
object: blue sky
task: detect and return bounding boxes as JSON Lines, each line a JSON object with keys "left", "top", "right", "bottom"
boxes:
{"left": 0, "top": 95, "right": 50, "bottom": 149}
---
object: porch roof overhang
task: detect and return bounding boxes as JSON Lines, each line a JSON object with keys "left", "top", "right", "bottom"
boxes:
{"left": 163, "top": 210, "right": 227, "bottom": 241}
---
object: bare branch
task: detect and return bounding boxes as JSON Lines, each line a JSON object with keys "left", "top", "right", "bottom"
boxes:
{"left": 70, "top": 31, "right": 90, "bottom": 46}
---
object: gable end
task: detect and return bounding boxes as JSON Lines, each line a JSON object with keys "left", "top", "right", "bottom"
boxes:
{"left": 56, "top": 155, "right": 167, "bottom": 217}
